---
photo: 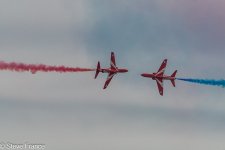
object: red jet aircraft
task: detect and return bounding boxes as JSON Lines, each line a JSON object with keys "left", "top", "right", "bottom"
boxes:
{"left": 95, "top": 52, "right": 128, "bottom": 89}
{"left": 141, "top": 59, "right": 177, "bottom": 96}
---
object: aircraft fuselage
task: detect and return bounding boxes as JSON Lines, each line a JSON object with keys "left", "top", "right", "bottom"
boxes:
{"left": 141, "top": 73, "right": 176, "bottom": 80}
{"left": 101, "top": 68, "right": 128, "bottom": 74}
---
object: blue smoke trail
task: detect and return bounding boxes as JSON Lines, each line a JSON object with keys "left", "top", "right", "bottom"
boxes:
{"left": 177, "top": 78, "right": 225, "bottom": 88}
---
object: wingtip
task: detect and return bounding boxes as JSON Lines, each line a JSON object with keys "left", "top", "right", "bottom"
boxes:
{"left": 103, "top": 84, "right": 107, "bottom": 89}
{"left": 175, "top": 70, "right": 178, "bottom": 75}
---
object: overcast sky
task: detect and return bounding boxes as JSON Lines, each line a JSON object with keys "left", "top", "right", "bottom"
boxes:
{"left": 0, "top": 1, "right": 225, "bottom": 150}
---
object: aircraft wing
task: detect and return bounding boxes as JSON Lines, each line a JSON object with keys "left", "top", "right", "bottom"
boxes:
{"left": 103, "top": 72, "right": 116, "bottom": 89}
{"left": 110, "top": 52, "right": 117, "bottom": 69}
{"left": 156, "top": 59, "right": 167, "bottom": 76}
{"left": 155, "top": 78, "right": 164, "bottom": 96}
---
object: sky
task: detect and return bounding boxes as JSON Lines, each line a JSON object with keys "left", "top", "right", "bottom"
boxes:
{"left": 0, "top": 0, "right": 225, "bottom": 150}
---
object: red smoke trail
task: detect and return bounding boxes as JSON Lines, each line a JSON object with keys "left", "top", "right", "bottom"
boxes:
{"left": 0, "top": 61, "right": 95, "bottom": 74}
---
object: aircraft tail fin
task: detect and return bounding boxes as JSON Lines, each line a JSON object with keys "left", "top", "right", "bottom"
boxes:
{"left": 170, "top": 70, "right": 177, "bottom": 87}
{"left": 171, "top": 70, "right": 177, "bottom": 78}
{"left": 95, "top": 61, "right": 101, "bottom": 79}
{"left": 171, "top": 79, "right": 176, "bottom": 87}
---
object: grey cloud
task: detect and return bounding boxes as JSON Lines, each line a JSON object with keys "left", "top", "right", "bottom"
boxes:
{"left": 0, "top": 1, "right": 225, "bottom": 150}
{"left": 1, "top": 100, "right": 225, "bottom": 150}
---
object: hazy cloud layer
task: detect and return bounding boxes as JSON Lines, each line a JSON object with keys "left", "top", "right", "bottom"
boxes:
{"left": 0, "top": 0, "right": 225, "bottom": 150}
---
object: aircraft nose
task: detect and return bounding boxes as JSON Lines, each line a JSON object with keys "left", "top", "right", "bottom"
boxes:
{"left": 141, "top": 73, "right": 144, "bottom": 77}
